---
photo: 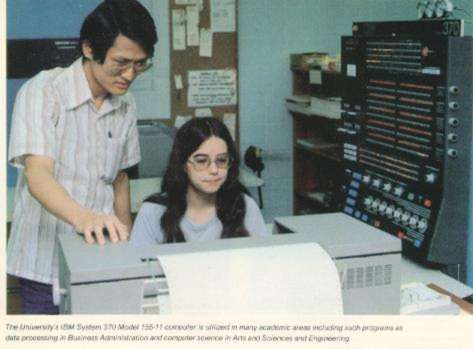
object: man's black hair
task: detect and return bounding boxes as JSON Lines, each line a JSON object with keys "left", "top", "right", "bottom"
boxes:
{"left": 80, "top": 0, "right": 158, "bottom": 63}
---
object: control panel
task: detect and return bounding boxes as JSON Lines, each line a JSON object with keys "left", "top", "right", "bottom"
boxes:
{"left": 339, "top": 21, "right": 472, "bottom": 267}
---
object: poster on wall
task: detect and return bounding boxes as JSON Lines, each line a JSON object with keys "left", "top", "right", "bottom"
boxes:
{"left": 187, "top": 69, "right": 237, "bottom": 107}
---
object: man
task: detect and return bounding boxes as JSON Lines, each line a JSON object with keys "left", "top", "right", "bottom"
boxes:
{"left": 7, "top": 0, "right": 158, "bottom": 314}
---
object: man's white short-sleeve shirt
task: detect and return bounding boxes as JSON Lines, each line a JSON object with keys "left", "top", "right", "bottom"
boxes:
{"left": 7, "top": 58, "right": 141, "bottom": 284}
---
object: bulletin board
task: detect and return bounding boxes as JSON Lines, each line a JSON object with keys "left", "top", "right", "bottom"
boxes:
{"left": 167, "top": 0, "right": 239, "bottom": 144}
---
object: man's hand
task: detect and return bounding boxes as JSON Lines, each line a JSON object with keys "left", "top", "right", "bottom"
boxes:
{"left": 73, "top": 210, "right": 129, "bottom": 245}
{"left": 24, "top": 155, "right": 129, "bottom": 245}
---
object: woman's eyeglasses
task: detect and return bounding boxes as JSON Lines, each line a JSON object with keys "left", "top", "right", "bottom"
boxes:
{"left": 187, "top": 154, "right": 233, "bottom": 171}
{"left": 106, "top": 57, "right": 153, "bottom": 76}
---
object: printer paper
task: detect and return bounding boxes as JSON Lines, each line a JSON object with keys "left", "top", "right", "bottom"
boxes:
{"left": 157, "top": 243, "right": 343, "bottom": 315}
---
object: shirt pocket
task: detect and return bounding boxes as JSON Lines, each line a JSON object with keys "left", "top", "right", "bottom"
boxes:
{"left": 101, "top": 136, "right": 126, "bottom": 184}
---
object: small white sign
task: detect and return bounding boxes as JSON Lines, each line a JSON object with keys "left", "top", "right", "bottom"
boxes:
{"left": 422, "top": 67, "right": 441, "bottom": 75}
{"left": 347, "top": 64, "right": 357, "bottom": 77}
{"left": 309, "top": 69, "right": 322, "bottom": 84}
{"left": 188, "top": 70, "right": 237, "bottom": 107}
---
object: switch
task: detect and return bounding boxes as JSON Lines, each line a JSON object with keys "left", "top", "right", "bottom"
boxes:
{"left": 449, "top": 101, "right": 459, "bottom": 110}
{"left": 447, "top": 149, "right": 458, "bottom": 158}
{"left": 394, "top": 208, "right": 403, "bottom": 220}
{"left": 425, "top": 173, "right": 437, "bottom": 184}
{"left": 394, "top": 186, "right": 404, "bottom": 197}
{"left": 372, "top": 199, "right": 380, "bottom": 211}
{"left": 409, "top": 215, "right": 419, "bottom": 229}
{"left": 401, "top": 211, "right": 411, "bottom": 223}
{"left": 418, "top": 218, "right": 428, "bottom": 233}
{"left": 449, "top": 86, "right": 460, "bottom": 95}
{"left": 448, "top": 118, "right": 459, "bottom": 127}
{"left": 378, "top": 201, "right": 387, "bottom": 215}
{"left": 447, "top": 133, "right": 458, "bottom": 143}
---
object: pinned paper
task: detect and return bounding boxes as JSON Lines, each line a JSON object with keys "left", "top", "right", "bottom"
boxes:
{"left": 174, "top": 74, "right": 183, "bottom": 90}
{"left": 174, "top": 115, "right": 193, "bottom": 129}
{"left": 199, "top": 28, "right": 213, "bottom": 57}
{"left": 186, "top": 6, "right": 199, "bottom": 46}
{"left": 197, "top": 0, "right": 204, "bottom": 11}
{"left": 223, "top": 113, "right": 237, "bottom": 140}
{"left": 172, "top": 9, "right": 186, "bottom": 50}
{"left": 175, "top": 0, "right": 196, "bottom": 4}
{"left": 210, "top": 0, "right": 236, "bottom": 32}
{"left": 188, "top": 70, "right": 237, "bottom": 107}
{"left": 195, "top": 108, "right": 213, "bottom": 117}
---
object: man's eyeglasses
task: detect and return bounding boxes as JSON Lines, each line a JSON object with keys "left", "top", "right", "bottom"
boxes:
{"left": 106, "top": 57, "right": 153, "bottom": 76}
{"left": 187, "top": 154, "right": 233, "bottom": 171}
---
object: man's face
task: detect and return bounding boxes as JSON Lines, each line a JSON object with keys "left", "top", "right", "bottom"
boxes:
{"left": 85, "top": 34, "right": 150, "bottom": 96}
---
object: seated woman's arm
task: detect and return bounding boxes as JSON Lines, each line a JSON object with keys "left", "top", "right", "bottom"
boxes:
{"left": 130, "top": 202, "right": 166, "bottom": 245}
{"left": 244, "top": 195, "right": 270, "bottom": 237}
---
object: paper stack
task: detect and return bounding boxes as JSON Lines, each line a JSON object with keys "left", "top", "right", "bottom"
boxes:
{"left": 310, "top": 96, "right": 341, "bottom": 119}
{"left": 400, "top": 282, "right": 460, "bottom": 315}
{"left": 286, "top": 95, "right": 311, "bottom": 114}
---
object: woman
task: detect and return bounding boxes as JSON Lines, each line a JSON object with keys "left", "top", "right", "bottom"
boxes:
{"left": 131, "top": 117, "right": 269, "bottom": 244}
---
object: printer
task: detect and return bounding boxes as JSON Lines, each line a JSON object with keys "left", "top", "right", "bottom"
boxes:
{"left": 57, "top": 213, "right": 401, "bottom": 314}
{"left": 273, "top": 213, "right": 401, "bottom": 314}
